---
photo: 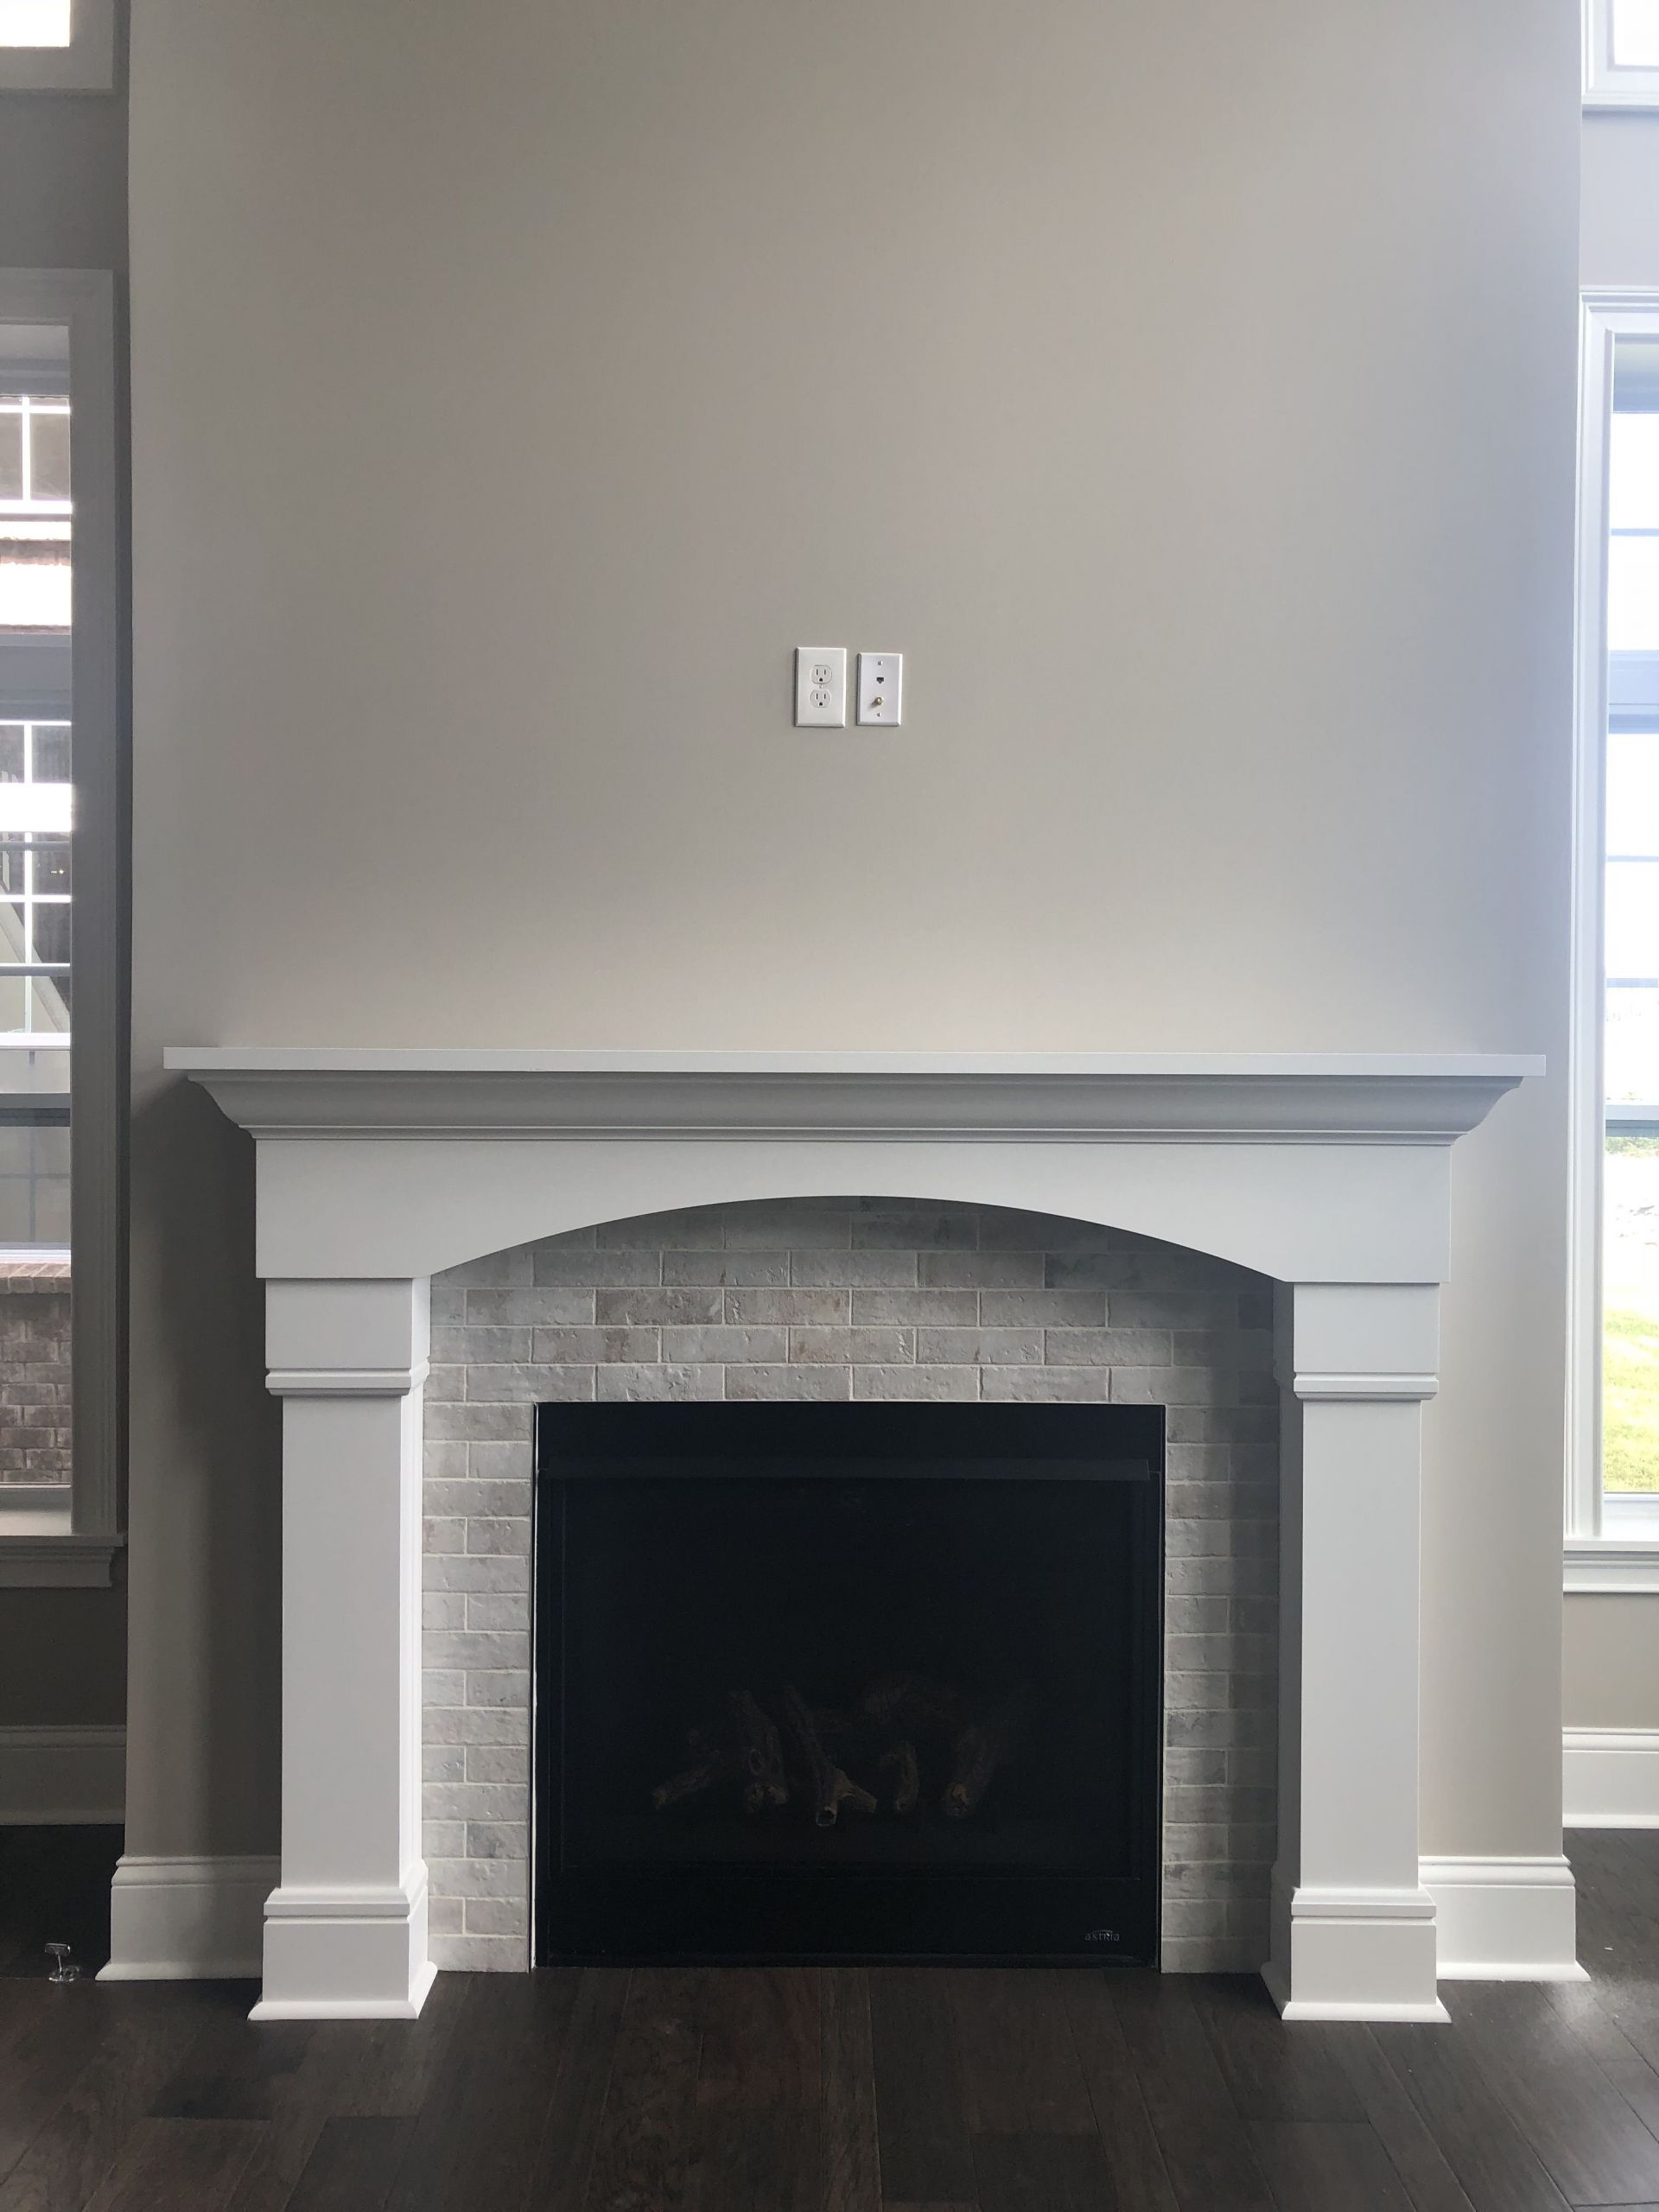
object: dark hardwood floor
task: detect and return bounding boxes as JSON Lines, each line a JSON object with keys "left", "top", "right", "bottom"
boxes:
{"left": 5, "top": 1832, "right": 1659, "bottom": 2208}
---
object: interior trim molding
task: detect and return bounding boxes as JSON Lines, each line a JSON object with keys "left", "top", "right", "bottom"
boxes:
{"left": 0, "top": 1530, "right": 122, "bottom": 1588}
{"left": 164, "top": 1047, "right": 1535, "bottom": 1147}
{"left": 1292, "top": 1371, "right": 1439, "bottom": 1402}
{"left": 99, "top": 1853, "right": 279, "bottom": 1981}
{"left": 1421, "top": 1854, "right": 1588, "bottom": 1981}
{"left": 265, "top": 1364, "right": 429, "bottom": 1398}
{"left": 1564, "top": 1726, "right": 1659, "bottom": 1827}
{"left": 1564, "top": 1540, "right": 1659, "bottom": 1594}
{"left": 0, "top": 1722, "right": 124, "bottom": 1822}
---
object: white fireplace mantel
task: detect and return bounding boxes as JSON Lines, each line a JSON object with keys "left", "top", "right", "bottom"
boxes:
{"left": 145, "top": 1046, "right": 1551, "bottom": 2022}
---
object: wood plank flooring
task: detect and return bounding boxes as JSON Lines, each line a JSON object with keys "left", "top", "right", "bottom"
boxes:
{"left": 7, "top": 1833, "right": 1659, "bottom": 2208}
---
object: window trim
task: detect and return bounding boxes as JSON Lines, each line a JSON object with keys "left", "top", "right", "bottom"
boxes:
{"left": 1585, "top": 0, "right": 1659, "bottom": 109}
{"left": 0, "top": 269, "right": 123, "bottom": 1588}
{"left": 1567, "top": 289, "right": 1659, "bottom": 1593}
{"left": 0, "top": 0, "right": 114, "bottom": 93}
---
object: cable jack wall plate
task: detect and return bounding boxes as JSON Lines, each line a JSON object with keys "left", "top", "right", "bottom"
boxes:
{"left": 856, "top": 652, "right": 902, "bottom": 726}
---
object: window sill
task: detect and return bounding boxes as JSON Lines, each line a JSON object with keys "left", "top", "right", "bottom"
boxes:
{"left": 0, "top": 1511, "right": 122, "bottom": 1586}
{"left": 1566, "top": 1535, "right": 1659, "bottom": 1593}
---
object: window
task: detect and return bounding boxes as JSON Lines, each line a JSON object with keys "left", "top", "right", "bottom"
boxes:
{"left": 0, "top": 272, "right": 118, "bottom": 1588}
{"left": 1586, "top": 0, "right": 1659, "bottom": 107}
{"left": 0, "top": 0, "right": 111, "bottom": 91}
{"left": 1569, "top": 297, "right": 1659, "bottom": 1589}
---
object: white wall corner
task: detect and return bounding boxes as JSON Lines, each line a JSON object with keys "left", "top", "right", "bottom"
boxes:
{"left": 0, "top": 1723, "right": 124, "bottom": 1823}
{"left": 1421, "top": 1855, "right": 1588, "bottom": 1982}
{"left": 1564, "top": 1726, "right": 1659, "bottom": 1827}
{"left": 99, "top": 1854, "right": 280, "bottom": 1980}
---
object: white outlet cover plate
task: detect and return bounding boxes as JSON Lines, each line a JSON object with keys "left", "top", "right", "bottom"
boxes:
{"left": 794, "top": 646, "right": 847, "bottom": 728}
{"left": 856, "top": 652, "right": 903, "bottom": 727}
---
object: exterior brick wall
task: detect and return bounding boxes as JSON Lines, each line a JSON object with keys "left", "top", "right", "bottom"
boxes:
{"left": 423, "top": 1198, "right": 1278, "bottom": 1974}
{"left": 0, "top": 1258, "right": 72, "bottom": 1484}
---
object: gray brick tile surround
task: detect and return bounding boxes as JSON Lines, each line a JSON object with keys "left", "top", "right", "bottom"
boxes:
{"left": 423, "top": 1198, "right": 1278, "bottom": 1974}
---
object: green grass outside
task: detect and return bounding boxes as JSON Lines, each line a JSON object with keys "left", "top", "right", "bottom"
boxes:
{"left": 1605, "top": 1304, "right": 1659, "bottom": 1491}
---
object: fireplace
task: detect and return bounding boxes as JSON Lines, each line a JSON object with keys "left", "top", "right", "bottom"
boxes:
{"left": 533, "top": 1402, "right": 1164, "bottom": 1966}
{"left": 155, "top": 1047, "right": 1539, "bottom": 2020}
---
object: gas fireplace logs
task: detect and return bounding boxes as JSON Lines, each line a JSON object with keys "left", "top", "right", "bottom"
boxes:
{"left": 649, "top": 1677, "right": 1023, "bottom": 1827}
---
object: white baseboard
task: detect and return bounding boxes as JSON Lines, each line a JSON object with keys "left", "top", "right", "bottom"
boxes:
{"left": 99, "top": 1853, "right": 278, "bottom": 1980}
{"left": 1564, "top": 1726, "right": 1659, "bottom": 1827}
{"left": 1421, "top": 1854, "right": 1588, "bottom": 1981}
{"left": 0, "top": 1723, "right": 124, "bottom": 1823}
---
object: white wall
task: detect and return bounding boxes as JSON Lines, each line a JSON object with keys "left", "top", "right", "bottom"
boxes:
{"left": 125, "top": 1, "right": 1580, "bottom": 1866}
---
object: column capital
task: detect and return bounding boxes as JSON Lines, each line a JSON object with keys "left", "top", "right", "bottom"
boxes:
{"left": 264, "top": 1277, "right": 429, "bottom": 1398}
{"left": 1274, "top": 1281, "right": 1440, "bottom": 1402}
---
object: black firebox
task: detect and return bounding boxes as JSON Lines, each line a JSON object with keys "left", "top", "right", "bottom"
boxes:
{"left": 532, "top": 1402, "right": 1163, "bottom": 1967}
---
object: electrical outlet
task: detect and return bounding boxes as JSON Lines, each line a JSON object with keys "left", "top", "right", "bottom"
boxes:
{"left": 856, "top": 652, "right": 903, "bottom": 727}
{"left": 794, "top": 646, "right": 846, "bottom": 728}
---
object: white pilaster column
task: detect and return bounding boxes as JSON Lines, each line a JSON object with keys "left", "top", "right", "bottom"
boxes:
{"left": 251, "top": 1276, "right": 435, "bottom": 2020}
{"left": 1264, "top": 1281, "right": 1448, "bottom": 2023}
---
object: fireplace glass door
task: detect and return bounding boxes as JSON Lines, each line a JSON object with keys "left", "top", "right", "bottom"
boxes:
{"left": 533, "top": 1402, "right": 1163, "bottom": 1965}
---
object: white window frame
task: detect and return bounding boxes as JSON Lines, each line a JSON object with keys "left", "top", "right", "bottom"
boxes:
{"left": 1567, "top": 290, "right": 1659, "bottom": 1592}
{"left": 0, "top": 269, "right": 122, "bottom": 1588}
{"left": 1586, "top": 0, "right": 1659, "bottom": 109}
{"left": 0, "top": 0, "right": 112, "bottom": 92}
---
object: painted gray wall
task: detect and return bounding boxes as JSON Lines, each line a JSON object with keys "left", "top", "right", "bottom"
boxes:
{"left": 0, "top": 38, "right": 127, "bottom": 1732}
{"left": 124, "top": 1, "right": 1579, "bottom": 1867}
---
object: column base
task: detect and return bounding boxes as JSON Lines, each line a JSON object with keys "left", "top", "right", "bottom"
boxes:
{"left": 250, "top": 1866, "right": 435, "bottom": 2020}
{"left": 1263, "top": 1878, "right": 1448, "bottom": 2023}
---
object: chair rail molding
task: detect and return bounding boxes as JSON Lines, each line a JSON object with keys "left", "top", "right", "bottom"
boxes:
{"left": 167, "top": 1046, "right": 1535, "bottom": 2022}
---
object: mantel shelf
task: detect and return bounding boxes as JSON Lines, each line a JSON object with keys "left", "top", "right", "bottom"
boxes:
{"left": 163, "top": 1047, "right": 1539, "bottom": 1147}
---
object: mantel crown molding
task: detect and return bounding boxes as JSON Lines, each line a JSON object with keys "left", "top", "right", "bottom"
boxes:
{"left": 162, "top": 1047, "right": 1538, "bottom": 1147}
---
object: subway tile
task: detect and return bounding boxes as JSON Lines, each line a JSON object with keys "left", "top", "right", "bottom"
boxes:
{"left": 464, "top": 1287, "right": 596, "bottom": 1325}
{"left": 466, "top": 1743, "right": 531, "bottom": 1783}
{"left": 980, "top": 1365, "right": 1109, "bottom": 1402}
{"left": 466, "top": 1593, "right": 531, "bottom": 1632}
{"left": 664, "top": 1249, "right": 790, "bottom": 1287}
{"left": 464, "top": 1897, "right": 530, "bottom": 1937}
{"left": 661, "top": 1325, "right": 786, "bottom": 1364}
{"left": 430, "top": 1325, "right": 532, "bottom": 1364}
{"left": 791, "top": 1249, "right": 918, "bottom": 1287}
{"left": 427, "top": 1704, "right": 529, "bottom": 1745}
{"left": 468, "top": 1440, "right": 533, "bottom": 1481}
{"left": 533, "top": 1248, "right": 663, "bottom": 1287}
{"left": 913, "top": 1327, "right": 1042, "bottom": 1366}
{"left": 724, "top": 1287, "right": 850, "bottom": 1325}
{"left": 594, "top": 1286, "right": 723, "bottom": 1325}
{"left": 1044, "top": 1328, "right": 1173, "bottom": 1367}
{"left": 466, "top": 1821, "right": 528, "bottom": 1859}
{"left": 724, "top": 1363, "right": 851, "bottom": 1402}
{"left": 423, "top": 1479, "right": 531, "bottom": 1520}
{"left": 596, "top": 1363, "right": 723, "bottom": 1402}
{"left": 852, "top": 1365, "right": 980, "bottom": 1402}
{"left": 977, "top": 1289, "right": 1106, "bottom": 1327}
{"left": 423, "top": 1554, "right": 531, "bottom": 1594}
{"left": 462, "top": 1363, "right": 599, "bottom": 1404}
{"left": 530, "top": 1327, "right": 661, "bottom": 1364}
{"left": 919, "top": 1251, "right": 1043, "bottom": 1289}
{"left": 422, "top": 1630, "right": 531, "bottom": 1672}
{"left": 790, "top": 1326, "right": 913, "bottom": 1364}
{"left": 851, "top": 1287, "right": 978, "bottom": 1325}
